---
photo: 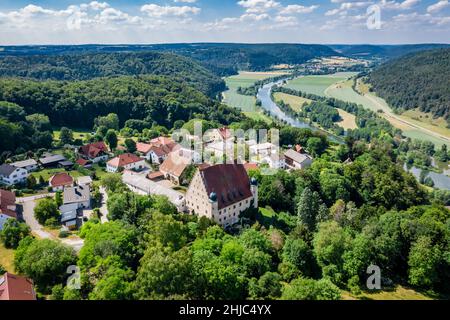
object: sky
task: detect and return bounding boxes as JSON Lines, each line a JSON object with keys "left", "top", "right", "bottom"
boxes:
{"left": 0, "top": 0, "right": 449, "bottom": 45}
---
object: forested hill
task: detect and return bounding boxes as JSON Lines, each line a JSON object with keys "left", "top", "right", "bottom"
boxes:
{"left": 0, "top": 43, "right": 340, "bottom": 76}
{"left": 0, "top": 51, "right": 225, "bottom": 98}
{"left": 330, "top": 44, "right": 450, "bottom": 59}
{"left": 368, "top": 48, "right": 450, "bottom": 119}
{"left": 0, "top": 76, "right": 243, "bottom": 129}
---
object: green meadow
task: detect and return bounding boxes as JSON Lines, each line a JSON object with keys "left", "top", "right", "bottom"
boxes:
{"left": 285, "top": 72, "right": 358, "bottom": 96}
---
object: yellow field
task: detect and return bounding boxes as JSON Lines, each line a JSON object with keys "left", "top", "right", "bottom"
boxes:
{"left": 337, "top": 109, "right": 358, "bottom": 130}
{"left": 273, "top": 92, "right": 312, "bottom": 112}
{"left": 0, "top": 242, "right": 15, "bottom": 273}
{"left": 342, "top": 286, "right": 432, "bottom": 300}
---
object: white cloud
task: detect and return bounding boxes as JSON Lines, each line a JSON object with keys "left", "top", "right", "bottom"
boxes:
{"left": 279, "top": 5, "right": 319, "bottom": 15}
{"left": 237, "top": 0, "right": 281, "bottom": 13}
{"left": 378, "top": 0, "right": 421, "bottom": 10}
{"left": 140, "top": 4, "right": 201, "bottom": 17}
{"left": 174, "top": 0, "right": 197, "bottom": 3}
{"left": 427, "top": 0, "right": 450, "bottom": 13}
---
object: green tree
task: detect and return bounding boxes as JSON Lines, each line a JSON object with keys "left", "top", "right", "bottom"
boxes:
{"left": 282, "top": 237, "right": 316, "bottom": 277}
{"left": 101, "top": 173, "right": 125, "bottom": 192}
{"left": 95, "top": 113, "right": 120, "bottom": 131}
{"left": 281, "top": 277, "right": 341, "bottom": 300}
{"left": 248, "top": 272, "right": 282, "bottom": 300}
{"left": 408, "top": 236, "right": 442, "bottom": 288}
{"left": 26, "top": 175, "right": 37, "bottom": 189}
{"left": 55, "top": 191, "right": 63, "bottom": 207}
{"left": 0, "top": 219, "right": 30, "bottom": 248}
{"left": 297, "top": 187, "right": 322, "bottom": 230}
{"left": 34, "top": 197, "right": 60, "bottom": 226}
{"left": 14, "top": 238, "right": 77, "bottom": 293}
{"left": 124, "top": 138, "right": 136, "bottom": 153}
{"left": 105, "top": 129, "right": 118, "bottom": 150}
{"left": 59, "top": 127, "right": 74, "bottom": 145}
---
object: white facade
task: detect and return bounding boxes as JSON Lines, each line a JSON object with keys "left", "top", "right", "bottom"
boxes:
{"left": 91, "top": 155, "right": 109, "bottom": 164}
{"left": 185, "top": 171, "right": 258, "bottom": 228}
{"left": 0, "top": 167, "right": 28, "bottom": 186}
{"left": 106, "top": 159, "right": 146, "bottom": 173}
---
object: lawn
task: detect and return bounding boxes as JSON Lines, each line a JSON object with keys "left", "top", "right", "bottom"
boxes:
{"left": 0, "top": 242, "right": 15, "bottom": 273}
{"left": 342, "top": 285, "right": 433, "bottom": 300}
{"left": 259, "top": 206, "right": 276, "bottom": 218}
{"left": 285, "top": 72, "right": 357, "bottom": 96}
{"left": 273, "top": 92, "right": 312, "bottom": 112}
{"left": 243, "top": 111, "right": 273, "bottom": 125}
{"left": 53, "top": 128, "right": 92, "bottom": 141}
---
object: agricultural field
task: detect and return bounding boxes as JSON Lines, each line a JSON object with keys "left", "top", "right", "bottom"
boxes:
{"left": 285, "top": 72, "right": 357, "bottom": 96}
{"left": 337, "top": 109, "right": 358, "bottom": 130}
{"left": 273, "top": 92, "right": 312, "bottom": 112}
{"left": 326, "top": 79, "right": 450, "bottom": 147}
{"left": 223, "top": 71, "right": 287, "bottom": 119}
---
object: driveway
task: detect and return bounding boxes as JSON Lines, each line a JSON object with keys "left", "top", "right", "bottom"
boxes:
{"left": 19, "top": 195, "right": 84, "bottom": 252}
{"left": 99, "top": 186, "right": 109, "bottom": 224}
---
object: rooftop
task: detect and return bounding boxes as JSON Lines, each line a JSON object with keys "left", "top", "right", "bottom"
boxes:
{"left": 11, "top": 159, "right": 38, "bottom": 168}
{"left": 198, "top": 163, "right": 253, "bottom": 210}
{"left": 63, "top": 185, "right": 90, "bottom": 204}
{"left": 107, "top": 153, "right": 143, "bottom": 168}
{"left": 0, "top": 189, "right": 16, "bottom": 217}
{"left": 78, "top": 141, "right": 108, "bottom": 158}
{"left": 284, "top": 149, "right": 312, "bottom": 164}
{"left": 49, "top": 172, "right": 73, "bottom": 187}
{"left": 0, "top": 273, "right": 36, "bottom": 301}
{"left": 39, "top": 154, "right": 66, "bottom": 165}
{"left": 0, "top": 164, "right": 17, "bottom": 177}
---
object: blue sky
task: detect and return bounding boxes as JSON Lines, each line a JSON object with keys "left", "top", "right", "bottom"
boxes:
{"left": 0, "top": 1, "right": 449, "bottom": 44}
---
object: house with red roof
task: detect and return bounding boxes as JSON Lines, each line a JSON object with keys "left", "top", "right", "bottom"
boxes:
{"left": 49, "top": 172, "right": 74, "bottom": 191}
{"left": 106, "top": 153, "right": 146, "bottom": 173}
{"left": 0, "top": 273, "right": 36, "bottom": 300}
{"left": 185, "top": 163, "right": 258, "bottom": 228}
{"left": 137, "top": 137, "right": 179, "bottom": 164}
{"left": 77, "top": 141, "right": 109, "bottom": 163}
{"left": 205, "top": 127, "right": 235, "bottom": 144}
{"left": 0, "top": 189, "right": 17, "bottom": 230}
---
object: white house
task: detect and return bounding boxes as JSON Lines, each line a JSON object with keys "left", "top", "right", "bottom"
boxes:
{"left": 284, "top": 149, "right": 313, "bottom": 170}
{"left": 106, "top": 153, "right": 146, "bottom": 173}
{"left": 10, "top": 159, "right": 38, "bottom": 173}
{"left": 63, "top": 185, "right": 91, "bottom": 209}
{"left": 0, "top": 164, "right": 28, "bottom": 186}
{"left": 48, "top": 173, "right": 74, "bottom": 192}
{"left": 262, "top": 153, "right": 285, "bottom": 169}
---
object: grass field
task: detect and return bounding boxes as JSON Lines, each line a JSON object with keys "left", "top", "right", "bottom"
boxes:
{"left": 342, "top": 286, "right": 433, "bottom": 300}
{"left": 337, "top": 109, "right": 358, "bottom": 130}
{"left": 285, "top": 72, "right": 358, "bottom": 96}
{"left": 273, "top": 92, "right": 312, "bottom": 112}
{"left": 53, "top": 128, "right": 92, "bottom": 141}
{"left": 0, "top": 242, "right": 15, "bottom": 273}
{"left": 326, "top": 79, "right": 450, "bottom": 147}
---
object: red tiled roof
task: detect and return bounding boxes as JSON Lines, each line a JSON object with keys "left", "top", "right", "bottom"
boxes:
{"left": 243, "top": 163, "right": 259, "bottom": 171}
{"left": 0, "top": 189, "right": 16, "bottom": 218}
{"left": 150, "top": 136, "right": 175, "bottom": 146}
{"left": 0, "top": 273, "right": 36, "bottom": 300}
{"left": 148, "top": 171, "right": 164, "bottom": 180}
{"left": 76, "top": 158, "right": 90, "bottom": 166}
{"left": 159, "top": 152, "right": 190, "bottom": 178}
{"left": 136, "top": 142, "right": 152, "bottom": 154}
{"left": 49, "top": 173, "right": 74, "bottom": 187}
{"left": 218, "top": 127, "right": 232, "bottom": 140}
{"left": 79, "top": 141, "right": 108, "bottom": 159}
{"left": 107, "top": 153, "right": 143, "bottom": 168}
{"left": 199, "top": 163, "right": 253, "bottom": 210}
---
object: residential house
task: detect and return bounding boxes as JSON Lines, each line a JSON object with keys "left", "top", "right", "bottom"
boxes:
{"left": 77, "top": 141, "right": 109, "bottom": 163}
{"left": 106, "top": 153, "right": 146, "bottom": 173}
{"left": 49, "top": 173, "right": 74, "bottom": 191}
{"left": 38, "top": 154, "right": 66, "bottom": 168}
{"left": 58, "top": 160, "right": 74, "bottom": 170}
{"left": 76, "top": 158, "right": 92, "bottom": 168}
{"left": 262, "top": 153, "right": 285, "bottom": 169}
{"left": 159, "top": 149, "right": 195, "bottom": 185}
{"left": 0, "top": 189, "right": 17, "bottom": 231}
{"left": 204, "top": 141, "right": 234, "bottom": 162}
{"left": 249, "top": 142, "right": 278, "bottom": 158}
{"left": 0, "top": 273, "right": 36, "bottom": 300}
{"left": 0, "top": 164, "right": 28, "bottom": 186}
{"left": 60, "top": 210, "right": 79, "bottom": 230}
{"left": 122, "top": 172, "right": 186, "bottom": 212}
{"left": 137, "top": 137, "right": 179, "bottom": 164}
{"left": 63, "top": 185, "right": 91, "bottom": 209}
{"left": 76, "top": 176, "right": 93, "bottom": 187}
{"left": 284, "top": 149, "right": 313, "bottom": 170}
{"left": 185, "top": 163, "right": 258, "bottom": 228}
{"left": 10, "top": 159, "right": 38, "bottom": 173}
{"left": 205, "top": 127, "right": 234, "bottom": 144}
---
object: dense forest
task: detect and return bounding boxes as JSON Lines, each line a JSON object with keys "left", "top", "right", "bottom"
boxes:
{"left": 0, "top": 76, "right": 243, "bottom": 129}
{"left": 331, "top": 44, "right": 450, "bottom": 59}
{"left": 368, "top": 49, "right": 450, "bottom": 119}
{"left": 0, "top": 44, "right": 339, "bottom": 77}
{"left": 0, "top": 52, "right": 225, "bottom": 97}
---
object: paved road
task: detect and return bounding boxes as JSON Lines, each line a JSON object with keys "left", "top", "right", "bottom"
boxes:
{"left": 19, "top": 195, "right": 84, "bottom": 252}
{"left": 99, "top": 186, "right": 109, "bottom": 224}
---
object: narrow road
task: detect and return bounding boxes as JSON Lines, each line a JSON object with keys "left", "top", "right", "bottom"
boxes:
{"left": 19, "top": 195, "right": 84, "bottom": 252}
{"left": 99, "top": 186, "right": 109, "bottom": 224}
